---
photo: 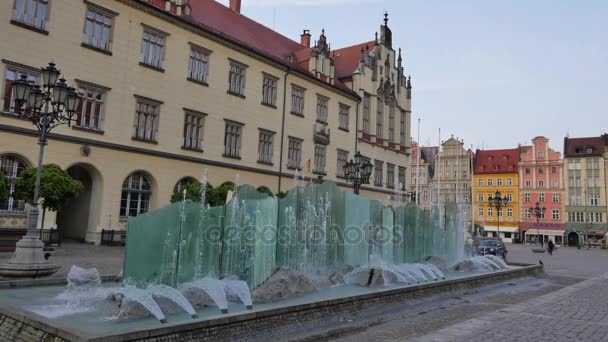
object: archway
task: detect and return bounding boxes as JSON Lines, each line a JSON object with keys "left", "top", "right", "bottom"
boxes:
{"left": 57, "top": 164, "right": 102, "bottom": 242}
{"left": 567, "top": 232, "right": 579, "bottom": 247}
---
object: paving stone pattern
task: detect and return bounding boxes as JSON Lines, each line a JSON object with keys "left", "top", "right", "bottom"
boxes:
{"left": 413, "top": 274, "right": 608, "bottom": 342}
{"left": 0, "top": 315, "right": 67, "bottom": 342}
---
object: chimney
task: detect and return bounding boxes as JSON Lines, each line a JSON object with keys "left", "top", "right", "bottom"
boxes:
{"left": 230, "top": 0, "right": 241, "bottom": 13}
{"left": 300, "top": 30, "right": 311, "bottom": 48}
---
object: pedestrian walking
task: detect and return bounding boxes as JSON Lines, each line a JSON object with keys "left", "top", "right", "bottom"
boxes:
{"left": 548, "top": 240, "right": 555, "bottom": 255}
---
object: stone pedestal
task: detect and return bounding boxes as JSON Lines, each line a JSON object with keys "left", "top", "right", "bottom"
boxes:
{"left": 0, "top": 235, "right": 60, "bottom": 277}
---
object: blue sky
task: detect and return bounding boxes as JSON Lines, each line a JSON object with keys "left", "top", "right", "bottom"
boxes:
{"left": 218, "top": 0, "right": 607, "bottom": 152}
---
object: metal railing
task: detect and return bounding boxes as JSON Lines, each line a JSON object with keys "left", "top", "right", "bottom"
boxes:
{"left": 100, "top": 230, "right": 126, "bottom": 246}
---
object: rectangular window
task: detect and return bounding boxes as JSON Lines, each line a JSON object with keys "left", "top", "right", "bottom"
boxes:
{"left": 488, "top": 178, "right": 493, "bottom": 186}
{"left": 507, "top": 178, "right": 512, "bottom": 186}
{"left": 223, "top": 120, "right": 243, "bottom": 158}
{"left": 188, "top": 47, "right": 210, "bottom": 84}
{"left": 388, "top": 103, "right": 395, "bottom": 142}
{"left": 3, "top": 66, "right": 38, "bottom": 114}
{"left": 376, "top": 98, "right": 383, "bottom": 138}
{"left": 400, "top": 110, "right": 406, "bottom": 145}
{"left": 551, "top": 166, "right": 557, "bottom": 173}
{"left": 551, "top": 180, "right": 558, "bottom": 188}
{"left": 75, "top": 84, "right": 106, "bottom": 131}
{"left": 258, "top": 129, "right": 274, "bottom": 164}
{"left": 316, "top": 95, "right": 328, "bottom": 123}
{"left": 488, "top": 208, "right": 493, "bottom": 217}
{"left": 525, "top": 209, "right": 531, "bottom": 219}
{"left": 386, "top": 164, "right": 395, "bottom": 188}
{"left": 141, "top": 27, "right": 167, "bottom": 69}
{"left": 552, "top": 193, "right": 559, "bottom": 203}
{"left": 228, "top": 61, "right": 247, "bottom": 96}
{"left": 182, "top": 110, "right": 205, "bottom": 151}
{"left": 13, "top": 0, "right": 48, "bottom": 30}
{"left": 525, "top": 193, "right": 531, "bottom": 202}
{"left": 525, "top": 168, "right": 530, "bottom": 174}
{"left": 539, "top": 180, "right": 545, "bottom": 188}
{"left": 313, "top": 145, "right": 326, "bottom": 174}
{"left": 507, "top": 194, "right": 513, "bottom": 202}
{"left": 83, "top": 6, "right": 115, "bottom": 52}
{"left": 538, "top": 168, "right": 544, "bottom": 174}
{"left": 507, "top": 208, "right": 513, "bottom": 217}
{"left": 525, "top": 180, "right": 531, "bottom": 188}
{"left": 287, "top": 137, "right": 302, "bottom": 169}
{"left": 339, "top": 103, "right": 349, "bottom": 130}
{"left": 478, "top": 194, "right": 484, "bottom": 202}
{"left": 362, "top": 94, "right": 371, "bottom": 133}
{"left": 261, "top": 74, "right": 278, "bottom": 106}
{"left": 398, "top": 167, "right": 406, "bottom": 190}
{"left": 552, "top": 209, "right": 559, "bottom": 220}
{"left": 478, "top": 208, "right": 483, "bottom": 217}
{"left": 132, "top": 96, "right": 161, "bottom": 143}
{"left": 497, "top": 178, "right": 503, "bottom": 186}
{"left": 337, "top": 150, "right": 349, "bottom": 178}
{"left": 498, "top": 208, "right": 503, "bottom": 217}
{"left": 539, "top": 193, "right": 545, "bottom": 203}
{"left": 538, "top": 151, "right": 545, "bottom": 158}
{"left": 478, "top": 179, "right": 483, "bottom": 186}
{"left": 589, "top": 194, "right": 600, "bottom": 206}
{"left": 291, "top": 85, "right": 305, "bottom": 116}
{"left": 374, "top": 160, "right": 383, "bottom": 186}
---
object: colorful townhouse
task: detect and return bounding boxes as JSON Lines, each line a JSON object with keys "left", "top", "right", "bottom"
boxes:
{"left": 473, "top": 148, "right": 520, "bottom": 243}
{"left": 563, "top": 135, "right": 607, "bottom": 246}
{"left": 518, "top": 137, "right": 565, "bottom": 245}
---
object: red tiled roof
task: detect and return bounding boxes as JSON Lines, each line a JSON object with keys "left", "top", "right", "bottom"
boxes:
{"left": 331, "top": 41, "right": 375, "bottom": 79}
{"left": 143, "top": 0, "right": 358, "bottom": 97}
{"left": 563, "top": 136, "right": 604, "bottom": 158}
{"left": 474, "top": 148, "right": 520, "bottom": 174}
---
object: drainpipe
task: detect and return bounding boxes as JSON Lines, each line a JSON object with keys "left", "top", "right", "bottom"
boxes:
{"left": 277, "top": 68, "right": 290, "bottom": 192}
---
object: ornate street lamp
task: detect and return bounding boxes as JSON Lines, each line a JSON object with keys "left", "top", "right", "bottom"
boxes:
{"left": 530, "top": 202, "right": 546, "bottom": 247}
{"left": 487, "top": 190, "right": 509, "bottom": 239}
{"left": 344, "top": 151, "right": 373, "bottom": 195}
{"left": 0, "top": 62, "right": 81, "bottom": 277}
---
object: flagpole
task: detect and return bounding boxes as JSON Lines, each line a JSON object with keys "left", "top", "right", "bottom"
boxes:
{"left": 416, "top": 118, "right": 421, "bottom": 207}
{"left": 437, "top": 128, "right": 441, "bottom": 207}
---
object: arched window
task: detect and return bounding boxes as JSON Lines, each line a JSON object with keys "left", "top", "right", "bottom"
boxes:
{"left": 120, "top": 172, "right": 152, "bottom": 218}
{"left": 174, "top": 177, "right": 197, "bottom": 194}
{"left": 0, "top": 154, "right": 28, "bottom": 213}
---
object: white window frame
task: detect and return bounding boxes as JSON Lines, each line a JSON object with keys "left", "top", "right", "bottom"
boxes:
{"left": 132, "top": 95, "right": 162, "bottom": 143}
{"left": 339, "top": 103, "right": 349, "bottom": 130}
{"left": 188, "top": 44, "right": 211, "bottom": 84}
{"left": 228, "top": 60, "right": 247, "bottom": 96}
{"left": 223, "top": 120, "right": 243, "bottom": 158}
{"left": 140, "top": 25, "right": 168, "bottom": 69}
{"left": 182, "top": 109, "right": 206, "bottom": 151}
{"left": 287, "top": 137, "right": 303, "bottom": 170}
{"left": 262, "top": 73, "right": 278, "bottom": 106}
{"left": 258, "top": 129, "right": 275, "bottom": 165}
{"left": 83, "top": 4, "right": 117, "bottom": 52}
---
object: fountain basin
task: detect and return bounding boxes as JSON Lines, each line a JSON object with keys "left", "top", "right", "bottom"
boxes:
{"left": 0, "top": 264, "right": 541, "bottom": 342}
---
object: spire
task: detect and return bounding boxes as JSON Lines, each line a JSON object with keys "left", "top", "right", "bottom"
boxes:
{"left": 407, "top": 75, "right": 412, "bottom": 89}
{"left": 398, "top": 48, "right": 402, "bottom": 62}
{"left": 384, "top": 11, "right": 389, "bottom": 26}
{"left": 374, "top": 32, "right": 378, "bottom": 45}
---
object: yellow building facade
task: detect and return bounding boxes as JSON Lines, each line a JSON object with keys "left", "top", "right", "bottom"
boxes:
{"left": 0, "top": 0, "right": 412, "bottom": 243}
{"left": 473, "top": 148, "right": 520, "bottom": 243}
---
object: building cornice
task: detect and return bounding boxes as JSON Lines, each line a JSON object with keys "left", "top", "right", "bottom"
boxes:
{"left": 0, "top": 123, "right": 397, "bottom": 196}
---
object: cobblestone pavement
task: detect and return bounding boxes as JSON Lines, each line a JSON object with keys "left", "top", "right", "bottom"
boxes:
{"left": 0, "top": 241, "right": 124, "bottom": 280}
{"left": 411, "top": 274, "right": 608, "bottom": 342}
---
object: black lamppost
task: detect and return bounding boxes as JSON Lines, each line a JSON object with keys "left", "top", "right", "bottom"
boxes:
{"left": 530, "top": 202, "right": 546, "bottom": 247}
{"left": 344, "top": 151, "right": 373, "bottom": 195}
{"left": 0, "top": 62, "right": 81, "bottom": 277}
{"left": 488, "top": 190, "right": 509, "bottom": 239}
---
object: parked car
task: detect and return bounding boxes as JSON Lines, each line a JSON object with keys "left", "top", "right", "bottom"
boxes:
{"left": 476, "top": 238, "right": 507, "bottom": 259}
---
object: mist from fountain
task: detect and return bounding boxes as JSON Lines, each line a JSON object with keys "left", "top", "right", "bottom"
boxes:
{"left": 484, "top": 255, "right": 508, "bottom": 269}
{"left": 181, "top": 278, "right": 229, "bottom": 313}
{"left": 147, "top": 284, "right": 198, "bottom": 318}
{"left": 223, "top": 279, "right": 253, "bottom": 309}
{"left": 112, "top": 287, "right": 167, "bottom": 323}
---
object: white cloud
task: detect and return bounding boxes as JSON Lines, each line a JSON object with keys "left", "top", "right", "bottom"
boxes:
{"left": 215, "top": 0, "right": 380, "bottom": 7}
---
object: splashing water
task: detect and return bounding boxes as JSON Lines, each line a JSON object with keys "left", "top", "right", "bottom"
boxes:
{"left": 484, "top": 255, "right": 508, "bottom": 269}
{"left": 181, "top": 278, "right": 229, "bottom": 313}
{"left": 112, "top": 286, "right": 167, "bottom": 323}
{"left": 223, "top": 280, "right": 253, "bottom": 310}
{"left": 147, "top": 284, "right": 198, "bottom": 318}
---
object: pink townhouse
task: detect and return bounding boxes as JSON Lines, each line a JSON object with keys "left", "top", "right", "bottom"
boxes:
{"left": 519, "top": 136, "right": 565, "bottom": 245}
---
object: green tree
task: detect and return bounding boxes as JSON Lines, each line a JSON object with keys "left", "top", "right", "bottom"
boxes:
{"left": 256, "top": 186, "right": 273, "bottom": 197}
{"left": 13, "top": 164, "right": 83, "bottom": 236}
{"left": 208, "top": 181, "right": 236, "bottom": 207}
{"left": 169, "top": 181, "right": 214, "bottom": 205}
{"left": 0, "top": 173, "right": 8, "bottom": 203}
